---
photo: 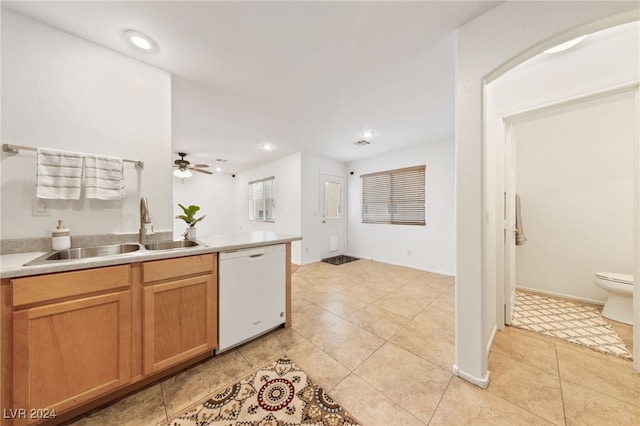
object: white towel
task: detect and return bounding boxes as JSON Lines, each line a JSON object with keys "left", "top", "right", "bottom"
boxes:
{"left": 83, "top": 154, "right": 126, "bottom": 200}
{"left": 36, "top": 147, "right": 84, "bottom": 200}
{"left": 515, "top": 194, "right": 527, "bottom": 246}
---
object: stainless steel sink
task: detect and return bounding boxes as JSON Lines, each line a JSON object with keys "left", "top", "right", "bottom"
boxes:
{"left": 24, "top": 243, "right": 141, "bottom": 266}
{"left": 144, "top": 240, "right": 199, "bottom": 250}
{"left": 23, "top": 239, "right": 201, "bottom": 267}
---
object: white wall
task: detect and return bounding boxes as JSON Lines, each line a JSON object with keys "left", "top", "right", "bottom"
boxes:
{"left": 172, "top": 172, "right": 236, "bottom": 240}
{"left": 234, "top": 152, "right": 302, "bottom": 263}
{"left": 300, "top": 153, "right": 347, "bottom": 265}
{"left": 0, "top": 11, "right": 172, "bottom": 240}
{"left": 455, "top": 1, "right": 639, "bottom": 387}
{"left": 514, "top": 93, "right": 635, "bottom": 303}
{"left": 347, "top": 142, "right": 455, "bottom": 274}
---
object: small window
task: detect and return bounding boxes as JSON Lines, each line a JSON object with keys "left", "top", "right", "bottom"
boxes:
{"left": 324, "top": 181, "right": 342, "bottom": 219}
{"left": 249, "top": 177, "right": 275, "bottom": 222}
{"left": 361, "top": 165, "right": 425, "bottom": 226}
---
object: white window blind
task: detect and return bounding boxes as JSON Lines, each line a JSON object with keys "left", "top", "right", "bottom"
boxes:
{"left": 249, "top": 177, "right": 275, "bottom": 222}
{"left": 361, "top": 165, "right": 426, "bottom": 226}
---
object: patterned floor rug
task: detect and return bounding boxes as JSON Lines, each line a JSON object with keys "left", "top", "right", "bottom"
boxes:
{"left": 511, "top": 291, "right": 632, "bottom": 360}
{"left": 322, "top": 255, "right": 359, "bottom": 266}
{"left": 168, "top": 357, "right": 359, "bottom": 426}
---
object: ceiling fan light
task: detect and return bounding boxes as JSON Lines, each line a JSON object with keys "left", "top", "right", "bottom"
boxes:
{"left": 173, "top": 168, "right": 192, "bottom": 178}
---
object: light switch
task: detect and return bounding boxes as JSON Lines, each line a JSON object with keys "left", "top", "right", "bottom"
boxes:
{"left": 32, "top": 198, "right": 50, "bottom": 216}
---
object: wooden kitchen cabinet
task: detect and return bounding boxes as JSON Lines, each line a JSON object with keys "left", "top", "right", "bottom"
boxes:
{"left": 142, "top": 254, "right": 217, "bottom": 375}
{"left": 11, "top": 266, "right": 131, "bottom": 425}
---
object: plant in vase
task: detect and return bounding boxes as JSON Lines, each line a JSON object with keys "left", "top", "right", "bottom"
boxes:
{"left": 176, "top": 203, "right": 205, "bottom": 240}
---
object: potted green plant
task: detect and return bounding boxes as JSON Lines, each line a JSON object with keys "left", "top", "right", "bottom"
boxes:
{"left": 176, "top": 203, "right": 205, "bottom": 240}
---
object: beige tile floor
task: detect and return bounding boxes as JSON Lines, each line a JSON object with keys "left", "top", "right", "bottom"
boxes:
{"left": 69, "top": 260, "right": 638, "bottom": 426}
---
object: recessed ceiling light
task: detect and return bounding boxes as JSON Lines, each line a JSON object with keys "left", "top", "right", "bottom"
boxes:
{"left": 262, "top": 143, "right": 275, "bottom": 151}
{"left": 361, "top": 130, "right": 375, "bottom": 139}
{"left": 122, "top": 29, "right": 159, "bottom": 52}
{"left": 544, "top": 35, "right": 587, "bottom": 54}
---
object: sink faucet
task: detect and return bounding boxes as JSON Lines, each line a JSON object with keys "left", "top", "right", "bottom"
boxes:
{"left": 139, "top": 197, "right": 155, "bottom": 244}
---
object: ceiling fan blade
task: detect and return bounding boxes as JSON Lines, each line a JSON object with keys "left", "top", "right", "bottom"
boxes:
{"left": 192, "top": 167, "right": 213, "bottom": 175}
{"left": 192, "top": 164, "right": 209, "bottom": 168}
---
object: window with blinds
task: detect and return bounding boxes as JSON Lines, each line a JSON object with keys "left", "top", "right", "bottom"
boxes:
{"left": 361, "top": 165, "right": 426, "bottom": 225}
{"left": 249, "top": 177, "right": 275, "bottom": 222}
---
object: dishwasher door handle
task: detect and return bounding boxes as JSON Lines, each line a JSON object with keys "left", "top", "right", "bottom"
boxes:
{"left": 249, "top": 253, "right": 265, "bottom": 258}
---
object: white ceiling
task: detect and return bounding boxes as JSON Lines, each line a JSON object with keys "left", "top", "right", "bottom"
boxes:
{"left": 2, "top": 1, "right": 500, "bottom": 173}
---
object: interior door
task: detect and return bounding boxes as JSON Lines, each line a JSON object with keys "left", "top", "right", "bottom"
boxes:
{"left": 504, "top": 125, "right": 517, "bottom": 324}
{"left": 320, "top": 173, "right": 346, "bottom": 259}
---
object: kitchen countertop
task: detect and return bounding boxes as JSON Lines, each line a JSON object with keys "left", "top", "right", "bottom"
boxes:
{"left": 0, "top": 231, "right": 301, "bottom": 279}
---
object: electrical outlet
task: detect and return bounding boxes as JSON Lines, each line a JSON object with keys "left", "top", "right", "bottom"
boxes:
{"left": 407, "top": 249, "right": 412, "bottom": 256}
{"left": 32, "top": 198, "right": 50, "bottom": 216}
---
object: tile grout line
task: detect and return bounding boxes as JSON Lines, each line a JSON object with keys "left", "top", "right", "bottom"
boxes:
{"left": 555, "top": 341, "right": 569, "bottom": 426}
{"left": 350, "top": 370, "right": 428, "bottom": 426}
{"left": 296, "top": 277, "right": 443, "bottom": 396}
{"left": 348, "top": 338, "right": 452, "bottom": 425}
{"left": 159, "top": 380, "right": 170, "bottom": 425}
{"left": 427, "top": 374, "right": 455, "bottom": 425}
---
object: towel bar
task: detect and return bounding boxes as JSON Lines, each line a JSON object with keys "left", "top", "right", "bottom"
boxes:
{"left": 2, "top": 143, "right": 144, "bottom": 169}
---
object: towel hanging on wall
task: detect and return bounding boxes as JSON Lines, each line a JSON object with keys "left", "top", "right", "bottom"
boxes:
{"left": 83, "top": 154, "right": 126, "bottom": 200}
{"left": 515, "top": 193, "right": 527, "bottom": 246}
{"left": 36, "top": 147, "right": 84, "bottom": 200}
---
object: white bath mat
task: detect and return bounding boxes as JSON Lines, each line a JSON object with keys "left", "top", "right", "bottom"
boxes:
{"left": 511, "top": 291, "right": 632, "bottom": 360}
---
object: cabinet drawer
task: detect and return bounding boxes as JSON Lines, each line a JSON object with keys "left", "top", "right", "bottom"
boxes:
{"left": 143, "top": 253, "right": 215, "bottom": 283}
{"left": 12, "top": 265, "right": 130, "bottom": 308}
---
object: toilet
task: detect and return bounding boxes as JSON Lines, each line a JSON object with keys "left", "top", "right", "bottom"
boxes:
{"left": 594, "top": 272, "right": 634, "bottom": 325}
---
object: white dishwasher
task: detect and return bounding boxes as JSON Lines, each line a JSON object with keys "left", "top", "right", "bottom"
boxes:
{"left": 217, "top": 244, "right": 286, "bottom": 352}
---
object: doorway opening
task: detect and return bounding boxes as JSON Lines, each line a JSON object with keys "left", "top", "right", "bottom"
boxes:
{"left": 485, "top": 20, "right": 639, "bottom": 369}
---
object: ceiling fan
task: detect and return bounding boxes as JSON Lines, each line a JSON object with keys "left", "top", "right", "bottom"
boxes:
{"left": 173, "top": 152, "right": 212, "bottom": 177}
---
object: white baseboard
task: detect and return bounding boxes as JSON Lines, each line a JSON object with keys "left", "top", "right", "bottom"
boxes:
{"left": 452, "top": 364, "right": 490, "bottom": 389}
{"left": 298, "top": 255, "right": 456, "bottom": 278}
{"left": 298, "top": 258, "right": 322, "bottom": 266}
{"left": 487, "top": 324, "right": 498, "bottom": 353}
{"left": 345, "top": 253, "right": 455, "bottom": 277}
{"left": 516, "top": 286, "right": 605, "bottom": 306}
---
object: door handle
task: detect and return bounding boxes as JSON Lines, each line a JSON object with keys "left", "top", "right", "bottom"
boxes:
{"left": 250, "top": 253, "right": 264, "bottom": 258}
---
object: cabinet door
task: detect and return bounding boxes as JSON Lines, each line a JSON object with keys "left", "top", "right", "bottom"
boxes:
{"left": 13, "top": 291, "right": 131, "bottom": 422}
{"left": 142, "top": 274, "right": 216, "bottom": 375}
